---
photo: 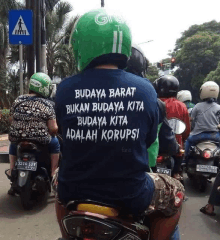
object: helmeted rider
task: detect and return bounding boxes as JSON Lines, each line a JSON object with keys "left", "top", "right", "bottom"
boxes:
{"left": 153, "top": 75, "right": 191, "bottom": 180}
{"left": 185, "top": 81, "right": 220, "bottom": 159}
{"left": 126, "top": 44, "right": 181, "bottom": 239}
{"left": 8, "top": 72, "right": 60, "bottom": 195}
{"left": 126, "top": 43, "right": 179, "bottom": 170}
{"left": 177, "top": 90, "right": 195, "bottom": 115}
{"left": 55, "top": 9, "right": 184, "bottom": 240}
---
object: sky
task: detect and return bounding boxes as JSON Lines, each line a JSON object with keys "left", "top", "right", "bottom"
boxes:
{"left": 65, "top": 0, "right": 220, "bottom": 63}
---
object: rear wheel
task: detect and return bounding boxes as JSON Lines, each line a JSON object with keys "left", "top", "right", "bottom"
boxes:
{"left": 20, "top": 175, "right": 33, "bottom": 210}
{"left": 199, "top": 177, "right": 207, "bottom": 192}
{"left": 187, "top": 172, "right": 193, "bottom": 179}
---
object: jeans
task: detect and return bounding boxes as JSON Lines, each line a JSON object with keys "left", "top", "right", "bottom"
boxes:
{"left": 185, "top": 132, "right": 220, "bottom": 157}
{"left": 171, "top": 225, "right": 181, "bottom": 240}
{"left": 9, "top": 136, "right": 60, "bottom": 156}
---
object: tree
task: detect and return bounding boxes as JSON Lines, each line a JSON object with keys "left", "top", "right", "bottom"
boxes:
{"left": 46, "top": 1, "right": 79, "bottom": 78}
{"left": 204, "top": 61, "right": 220, "bottom": 85}
{"left": 173, "top": 21, "right": 220, "bottom": 103}
{"left": 0, "top": 0, "right": 21, "bottom": 108}
{"left": 145, "top": 64, "right": 159, "bottom": 82}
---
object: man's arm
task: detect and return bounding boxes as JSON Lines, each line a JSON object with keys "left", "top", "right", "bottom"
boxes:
{"left": 159, "top": 117, "right": 179, "bottom": 155}
{"left": 157, "top": 99, "right": 179, "bottom": 155}
{"left": 182, "top": 107, "right": 191, "bottom": 142}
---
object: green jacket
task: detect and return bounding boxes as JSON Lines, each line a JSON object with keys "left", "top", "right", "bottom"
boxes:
{"left": 147, "top": 122, "right": 163, "bottom": 168}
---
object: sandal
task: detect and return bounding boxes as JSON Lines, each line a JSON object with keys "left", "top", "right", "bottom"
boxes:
{"left": 200, "top": 205, "right": 216, "bottom": 216}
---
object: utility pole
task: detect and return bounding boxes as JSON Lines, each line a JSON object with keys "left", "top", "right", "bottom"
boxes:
{"left": 41, "top": 0, "right": 47, "bottom": 73}
{"left": 101, "top": 0, "right": 104, "bottom": 7}
{"left": 26, "top": 0, "right": 35, "bottom": 81}
{"left": 36, "top": 0, "right": 41, "bottom": 72}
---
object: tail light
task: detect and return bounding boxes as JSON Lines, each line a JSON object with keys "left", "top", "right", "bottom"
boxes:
{"left": 62, "top": 216, "right": 121, "bottom": 240}
{"left": 174, "top": 192, "right": 184, "bottom": 207}
{"left": 157, "top": 156, "right": 164, "bottom": 163}
{"left": 203, "top": 150, "right": 211, "bottom": 159}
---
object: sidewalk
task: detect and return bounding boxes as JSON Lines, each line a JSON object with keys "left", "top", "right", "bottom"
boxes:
{"left": 0, "top": 134, "right": 9, "bottom": 153}
{"left": 0, "top": 134, "right": 9, "bottom": 163}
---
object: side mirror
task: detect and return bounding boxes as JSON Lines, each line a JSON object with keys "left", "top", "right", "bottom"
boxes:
{"left": 168, "top": 118, "right": 186, "bottom": 134}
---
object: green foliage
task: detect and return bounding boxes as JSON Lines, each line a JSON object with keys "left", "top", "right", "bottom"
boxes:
{"left": 46, "top": 1, "right": 75, "bottom": 78}
{"left": 145, "top": 64, "right": 159, "bottom": 82}
{"left": 204, "top": 61, "right": 220, "bottom": 85}
{"left": 172, "top": 20, "right": 220, "bottom": 103}
{"left": 0, "top": 109, "right": 10, "bottom": 134}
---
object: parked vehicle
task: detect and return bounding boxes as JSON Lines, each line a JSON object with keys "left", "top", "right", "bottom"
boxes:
{"left": 186, "top": 141, "right": 220, "bottom": 192}
{"left": 5, "top": 141, "right": 51, "bottom": 210}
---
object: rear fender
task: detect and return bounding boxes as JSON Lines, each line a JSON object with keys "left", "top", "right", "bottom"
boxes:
{"left": 18, "top": 170, "right": 30, "bottom": 187}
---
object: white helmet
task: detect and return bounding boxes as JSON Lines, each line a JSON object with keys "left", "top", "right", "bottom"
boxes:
{"left": 200, "top": 81, "right": 219, "bottom": 100}
{"left": 177, "top": 90, "right": 192, "bottom": 102}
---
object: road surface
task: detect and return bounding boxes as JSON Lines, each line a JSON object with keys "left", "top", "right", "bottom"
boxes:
{"left": 0, "top": 163, "right": 219, "bottom": 240}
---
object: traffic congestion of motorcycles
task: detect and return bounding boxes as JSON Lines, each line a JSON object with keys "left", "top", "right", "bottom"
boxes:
{"left": 2, "top": 5, "right": 220, "bottom": 240}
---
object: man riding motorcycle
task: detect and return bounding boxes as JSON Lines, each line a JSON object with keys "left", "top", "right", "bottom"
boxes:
{"left": 8, "top": 72, "right": 60, "bottom": 195}
{"left": 153, "top": 75, "right": 191, "bottom": 180}
{"left": 125, "top": 43, "right": 179, "bottom": 170}
{"left": 55, "top": 9, "right": 184, "bottom": 240}
{"left": 126, "top": 43, "right": 181, "bottom": 239}
{"left": 177, "top": 90, "right": 195, "bottom": 115}
{"left": 185, "top": 81, "right": 220, "bottom": 160}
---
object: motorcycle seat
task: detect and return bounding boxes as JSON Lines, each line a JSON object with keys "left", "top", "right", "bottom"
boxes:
{"left": 66, "top": 199, "right": 120, "bottom": 217}
{"left": 194, "top": 141, "right": 219, "bottom": 151}
{"left": 17, "top": 141, "right": 38, "bottom": 151}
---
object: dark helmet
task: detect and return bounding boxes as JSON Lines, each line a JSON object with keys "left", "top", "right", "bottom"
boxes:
{"left": 126, "top": 43, "right": 147, "bottom": 77}
{"left": 153, "top": 75, "right": 179, "bottom": 98}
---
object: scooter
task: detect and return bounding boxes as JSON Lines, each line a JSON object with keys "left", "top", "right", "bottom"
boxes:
{"left": 5, "top": 141, "right": 51, "bottom": 210}
{"left": 57, "top": 195, "right": 183, "bottom": 240}
{"left": 156, "top": 118, "right": 186, "bottom": 178}
{"left": 186, "top": 140, "right": 220, "bottom": 192}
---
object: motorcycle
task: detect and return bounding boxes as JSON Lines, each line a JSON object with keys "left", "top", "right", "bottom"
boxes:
{"left": 186, "top": 140, "right": 220, "bottom": 192}
{"left": 57, "top": 196, "right": 183, "bottom": 240}
{"left": 156, "top": 118, "right": 186, "bottom": 178}
{"left": 5, "top": 141, "right": 51, "bottom": 210}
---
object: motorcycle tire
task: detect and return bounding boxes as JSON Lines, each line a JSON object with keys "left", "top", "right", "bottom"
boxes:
{"left": 20, "top": 174, "right": 33, "bottom": 210}
{"left": 187, "top": 172, "right": 193, "bottom": 179}
{"left": 199, "top": 177, "right": 207, "bottom": 192}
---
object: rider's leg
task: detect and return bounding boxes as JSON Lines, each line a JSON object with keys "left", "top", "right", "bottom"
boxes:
{"left": 170, "top": 224, "right": 181, "bottom": 240}
{"left": 146, "top": 173, "right": 184, "bottom": 240}
{"left": 48, "top": 137, "right": 60, "bottom": 177}
{"left": 9, "top": 143, "right": 17, "bottom": 175}
{"left": 149, "top": 207, "right": 182, "bottom": 240}
{"left": 8, "top": 143, "right": 17, "bottom": 195}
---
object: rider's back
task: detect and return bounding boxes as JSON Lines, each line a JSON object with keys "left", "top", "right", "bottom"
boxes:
{"left": 9, "top": 95, "right": 55, "bottom": 144}
{"left": 160, "top": 97, "right": 190, "bottom": 143}
{"left": 191, "top": 101, "right": 220, "bottom": 136}
{"left": 56, "top": 68, "right": 158, "bottom": 209}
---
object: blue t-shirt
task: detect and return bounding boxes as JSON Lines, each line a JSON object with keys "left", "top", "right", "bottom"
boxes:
{"left": 55, "top": 69, "right": 158, "bottom": 212}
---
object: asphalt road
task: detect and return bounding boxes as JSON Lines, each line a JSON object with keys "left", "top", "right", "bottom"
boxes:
{"left": 0, "top": 162, "right": 219, "bottom": 240}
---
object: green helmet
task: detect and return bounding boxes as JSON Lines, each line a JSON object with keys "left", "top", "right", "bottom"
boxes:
{"left": 29, "top": 72, "right": 52, "bottom": 98}
{"left": 69, "top": 8, "right": 132, "bottom": 71}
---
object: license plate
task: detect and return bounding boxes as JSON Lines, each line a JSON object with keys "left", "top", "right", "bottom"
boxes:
{"left": 16, "top": 160, "right": 37, "bottom": 171}
{"left": 196, "top": 165, "right": 218, "bottom": 173}
{"left": 156, "top": 167, "right": 171, "bottom": 176}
